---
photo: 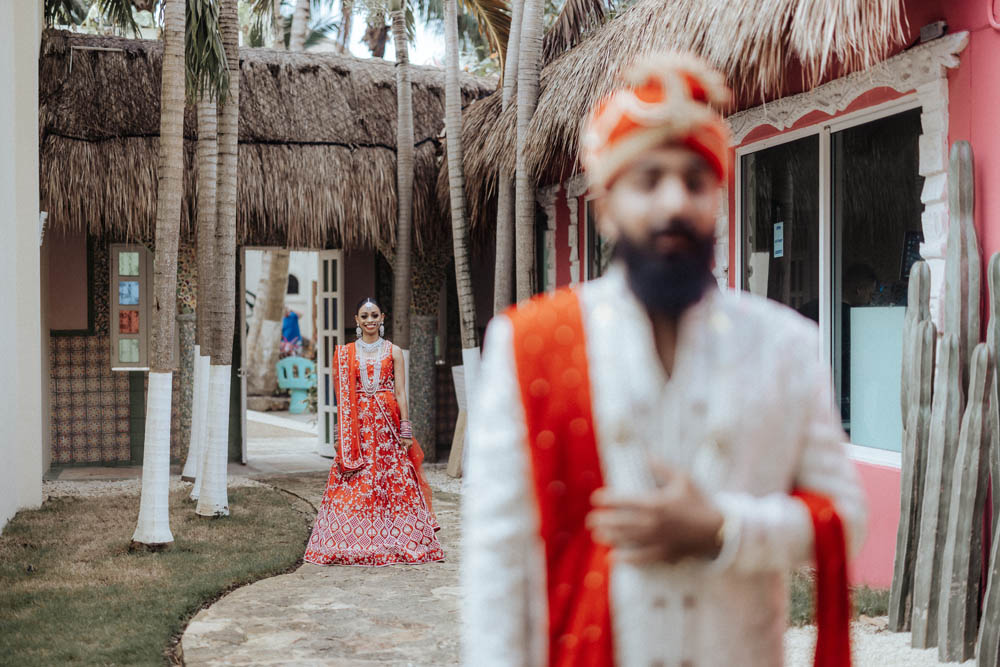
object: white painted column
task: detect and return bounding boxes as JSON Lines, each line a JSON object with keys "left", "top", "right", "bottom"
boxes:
{"left": 132, "top": 371, "right": 175, "bottom": 545}
{"left": 196, "top": 364, "right": 231, "bottom": 517}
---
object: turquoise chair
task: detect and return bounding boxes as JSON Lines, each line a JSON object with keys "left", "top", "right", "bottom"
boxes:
{"left": 276, "top": 356, "right": 316, "bottom": 414}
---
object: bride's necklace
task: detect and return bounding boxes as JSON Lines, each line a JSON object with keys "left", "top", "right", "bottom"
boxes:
{"left": 357, "top": 337, "right": 385, "bottom": 395}
{"left": 356, "top": 337, "right": 383, "bottom": 355}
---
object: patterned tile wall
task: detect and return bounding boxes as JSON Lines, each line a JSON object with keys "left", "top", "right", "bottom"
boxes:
{"left": 49, "top": 239, "right": 198, "bottom": 466}
{"left": 49, "top": 335, "right": 131, "bottom": 464}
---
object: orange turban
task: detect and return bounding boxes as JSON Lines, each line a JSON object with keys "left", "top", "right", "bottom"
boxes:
{"left": 580, "top": 53, "right": 732, "bottom": 192}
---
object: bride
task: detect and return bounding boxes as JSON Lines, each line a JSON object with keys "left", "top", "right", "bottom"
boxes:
{"left": 304, "top": 298, "right": 444, "bottom": 566}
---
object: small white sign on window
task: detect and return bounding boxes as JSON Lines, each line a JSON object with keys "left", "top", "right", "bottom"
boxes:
{"left": 773, "top": 222, "right": 784, "bottom": 258}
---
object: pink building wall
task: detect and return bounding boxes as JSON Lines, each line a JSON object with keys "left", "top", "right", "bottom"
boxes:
{"left": 543, "top": 0, "right": 1000, "bottom": 589}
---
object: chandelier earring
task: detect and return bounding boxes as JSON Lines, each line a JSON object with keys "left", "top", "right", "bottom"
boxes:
{"left": 356, "top": 326, "right": 362, "bottom": 337}
{"left": 379, "top": 323, "right": 385, "bottom": 338}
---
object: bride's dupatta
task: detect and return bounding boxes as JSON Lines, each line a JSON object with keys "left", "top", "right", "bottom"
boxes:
{"left": 335, "top": 343, "right": 365, "bottom": 472}
{"left": 334, "top": 342, "right": 435, "bottom": 512}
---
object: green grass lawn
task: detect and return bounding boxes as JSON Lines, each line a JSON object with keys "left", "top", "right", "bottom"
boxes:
{"left": 789, "top": 569, "right": 890, "bottom": 626}
{"left": 0, "top": 484, "right": 315, "bottom": 667}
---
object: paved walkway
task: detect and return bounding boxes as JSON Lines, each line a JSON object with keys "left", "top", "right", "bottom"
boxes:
{"left": 182, "top": 477, "right": 462, "bottom": 666}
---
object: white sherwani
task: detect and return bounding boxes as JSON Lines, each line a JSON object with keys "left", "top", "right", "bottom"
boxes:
{"left": 462, "top": 265, "right": 866, "bottom": 667}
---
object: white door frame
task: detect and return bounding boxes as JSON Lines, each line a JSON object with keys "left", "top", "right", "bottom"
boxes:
{"left": 239, "top": 247, "right": 248, "bottom": 463}
{"left": 316, "top": 250, "right": 345, "bottom": 457}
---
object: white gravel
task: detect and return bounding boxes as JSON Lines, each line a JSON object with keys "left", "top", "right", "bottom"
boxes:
{"left": 424, "top": 464, "right": 462, "bottom": 495}
{"left": 42, "top": 476, "right": 265, "bottom": 499}
{"left": 785, "top": 618, "right": 974, "bottom": 666}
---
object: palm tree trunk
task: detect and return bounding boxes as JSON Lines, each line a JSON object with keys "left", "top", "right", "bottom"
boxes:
{"left": 514, "top": 0, "right": 542, "bottom": 302}
{"left": 245, "top": 250, "right": 271, "bottom": 359}
{"left": 362, "top": 15, "right": 389, "bottom": 58}
{"left": 493, "top": 0, "right": 523, "bottom": 314}
{"left": 338, "top": 0, "right": 353, "bottom": 53}
{"left": 182, "top": 99, "right": 219, "bottom": 486}
{"left": 271, "top": 0, "right": 284, "bottom": 47}
{"left": 197, "top": 0, "right": 239, "bottom": 518}
{"left": 247, "top": 249, "right": 289, "bottom": 395}
{"left": 131, "top": 0, "right": 186, "bottom": 549}
{"left": 444, "top": 0, "right": 477, "bottom": 352}
{"left": 390, "top": 4, "right": 413, "bottom": 353}
{"left": 289, "top": 0, "right": 310, "bottom": 51}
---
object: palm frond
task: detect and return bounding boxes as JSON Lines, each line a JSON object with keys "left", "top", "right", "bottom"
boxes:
{"left": 94, "top": 0, "right": 143, "bottom": 36}
{"left": 458, "top": 0, "right": 510, "bottom": 75}
{"left": 304, "top": 10, "right": 341, "bottom": 47}
{"left": 44, "top": 0, "right": 89, "bottom": 26}
{"left": 541, "top": 0, "right": 608, "bottom": 65}
{"left": 186, "top": 0, "right": 230, "bottom": 104}
{"left": 246, "top": 0, "right": 277, "bottom": 43}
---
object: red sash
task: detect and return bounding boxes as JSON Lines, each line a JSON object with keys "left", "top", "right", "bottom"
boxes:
{"left": 509, "top": 288, "right": 851, "bottom": 667}
{"left": 792, "top": 489, "right": 852, "bottom": 667}
{"left": 510, "top": 290, "right": 614, "bottom": 667}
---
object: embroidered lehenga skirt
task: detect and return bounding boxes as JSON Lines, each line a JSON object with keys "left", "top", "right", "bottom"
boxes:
{"left": 304, "top": 340, "right": 444, "bottom": 566}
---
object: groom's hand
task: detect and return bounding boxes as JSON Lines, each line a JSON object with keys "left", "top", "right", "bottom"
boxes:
{"left": 586, "top": 462, "right": 724, "bottom": 564}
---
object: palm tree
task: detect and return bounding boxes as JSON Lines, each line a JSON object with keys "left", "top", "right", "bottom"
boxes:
{"left": 131, "top": 0, "right": 226, "bottom": 547}
{"left": 196, "top": 0, "right": 239, "bottom": 518}
{"left": 181, "top": 98, "right": 218, "bottom": 489}
{"left": 246, "top": 250, "right": 291, "bottom": 396}
{"left": 338, "top": 0, "right": 354, "bottom": 51}
{"left": 493, "top": 0, "right": 521, "bottom": 313}
{"left": 444, "top": 0, "right": 478, "bottom": 355}
{"left": 389, "top": 0, "right": 415, "bottom": 358}
{"left": 514, "top": 0, "right": 541, "bottom": 301}
{"left": 362, "top": 12, "right": 390, "bottom": 56}
{"left": 182, "top": 0, "right": 232, "bottom": 490}
{"left": 289, "top": 0, "right": 311, "bottom": 49}
{"left": 129, "top": 0, "right": 186, "bottom": 549}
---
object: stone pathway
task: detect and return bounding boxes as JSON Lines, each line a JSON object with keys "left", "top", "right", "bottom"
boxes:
{"left": 181, "top": 479, "right": 462, "bottom": 666}
{"left": 173, "top": 451, "right": 972, "bottom": 667}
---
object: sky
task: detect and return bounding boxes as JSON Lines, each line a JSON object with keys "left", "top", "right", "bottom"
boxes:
{"left": 344, "top": 14, "right": 445, "bottom": 66}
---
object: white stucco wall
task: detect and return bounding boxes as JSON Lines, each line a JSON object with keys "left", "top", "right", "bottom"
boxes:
{"left": 0, "top": 2, "right": 44, "bottom": 533}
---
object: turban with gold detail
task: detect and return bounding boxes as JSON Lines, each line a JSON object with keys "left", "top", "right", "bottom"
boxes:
{"left": 580, "top": 53, "right": 732, "bottom": 192}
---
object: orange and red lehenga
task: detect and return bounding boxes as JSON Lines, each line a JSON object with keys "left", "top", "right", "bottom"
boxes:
{"left": 304, "top": 339, "right": 444, "bottom": 566}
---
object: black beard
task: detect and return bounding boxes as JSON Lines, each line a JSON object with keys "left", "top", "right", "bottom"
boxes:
{"left": 617, "top": 223, "right": 716, "bottom": 320}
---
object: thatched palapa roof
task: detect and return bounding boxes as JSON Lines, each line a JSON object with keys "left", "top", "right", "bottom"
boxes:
{"left": 450, "top": 0, "right": 905, "bottom": 225}
{"left": 40, "top": 29, "right": 495, "bottom": 249}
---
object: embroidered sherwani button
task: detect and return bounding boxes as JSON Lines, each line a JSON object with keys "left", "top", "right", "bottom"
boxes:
{"left": 652, "top": 597, "right": 666, "bottom": 609}
{"left": 683, "top": 595, "right": 696, "bottom": 609}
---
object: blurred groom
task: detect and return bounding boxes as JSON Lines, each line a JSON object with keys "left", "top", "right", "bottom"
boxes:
{"left": 462, "top": 53, "right": 866, "bottom": 667}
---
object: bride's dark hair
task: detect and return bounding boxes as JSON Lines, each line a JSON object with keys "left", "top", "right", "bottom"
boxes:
{"left": 356, "top": 297, "right": 383, "bottom": 314}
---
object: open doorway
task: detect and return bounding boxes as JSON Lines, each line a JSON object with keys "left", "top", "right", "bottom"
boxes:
{"left": 238, "top": 247, "right": 375, "bottom": 475}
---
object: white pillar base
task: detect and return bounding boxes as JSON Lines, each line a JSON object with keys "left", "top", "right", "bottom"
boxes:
{"left": 196, "top": 364, "right": 231, "bottom": 517}
{"left": 131, "top": 371, "right": 175, "bottom": 546}
{"left": 182, "top": 346, "right": 209, "bottom": 483}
